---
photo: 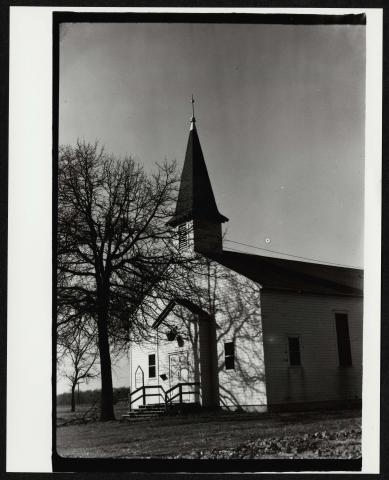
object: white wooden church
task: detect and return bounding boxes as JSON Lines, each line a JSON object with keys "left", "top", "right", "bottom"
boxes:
{"left": 126, "top": 111, "right": 363, "bottom": 413}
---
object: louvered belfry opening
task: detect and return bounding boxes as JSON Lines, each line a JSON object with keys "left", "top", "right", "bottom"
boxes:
{"left": 178, "top": 224, "right": 188, "bottom": 250}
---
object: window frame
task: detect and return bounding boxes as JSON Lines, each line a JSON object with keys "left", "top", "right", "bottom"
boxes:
{"left": 334, "top": 312, "right": 353, "bottom": 367}
{"left": 224, "top": 341, "right": 235, "bottom": 371}
{"left": 148, "top": 353, "right": 156, "bottom": 378}
{"left": 287, "top": 335, "right": 302, "bottom": 367}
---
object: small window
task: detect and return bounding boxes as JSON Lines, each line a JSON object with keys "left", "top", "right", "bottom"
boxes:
{"left": 224, "top": 341, "right": 235, "bottom": 370}
{"left": 335, "top": 313, "right": 352, "bottom": 366}
{"left": 148, "top": 354, "right": 156, "bottom": 378}
{"left": 178, "top": 224, "right": 188, "bottom": 249}
{"left": 288, "top": 337, "right": 301, "bottom": 366}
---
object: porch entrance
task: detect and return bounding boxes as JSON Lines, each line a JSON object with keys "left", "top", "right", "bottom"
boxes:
{"left": 127, "top": 351, "right": 199, "bottom": 411}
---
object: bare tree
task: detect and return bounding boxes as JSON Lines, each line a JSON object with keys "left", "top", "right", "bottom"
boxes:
{"left": 58, "top": 321, "right": 99, "bottom": 412}
{"left": 57, "top": 140, "right": 178, "bottom": 420}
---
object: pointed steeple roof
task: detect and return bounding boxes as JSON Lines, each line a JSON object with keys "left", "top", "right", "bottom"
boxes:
{"left": 167, "top": 107, "right": 228, "bottom": 227}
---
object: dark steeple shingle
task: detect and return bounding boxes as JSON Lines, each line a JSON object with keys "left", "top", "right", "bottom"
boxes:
{"left": 167, "top": 117, "right": 228, "bottom": 227}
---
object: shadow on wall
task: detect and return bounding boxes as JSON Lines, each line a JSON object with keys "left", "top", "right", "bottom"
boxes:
{"left": 160, "top": 255, "right": 267, "bottom": 410}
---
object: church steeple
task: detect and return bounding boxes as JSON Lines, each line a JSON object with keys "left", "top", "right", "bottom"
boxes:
{"left": 167, "top": 100, "right": 228, "bottom": 253}
{"left": 167, "top": 100, "right": 228, "bottom": 228}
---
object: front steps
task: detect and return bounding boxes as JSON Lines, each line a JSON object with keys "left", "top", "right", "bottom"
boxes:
{"left": 122, "top": 402, "right": 201, "bottom": 421}
{"left": 122, "top": 403, "right": 166, "bottom": 420}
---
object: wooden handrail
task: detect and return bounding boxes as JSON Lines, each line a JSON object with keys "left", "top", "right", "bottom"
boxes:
{"left": 128, "top": 384, "right": 167, "bottom": 411}
{"left": 129, "top": 384, "right": 166, "bottom": 397}
{"left": 128, "top": 382, "right": 200, "bottom": 410}
{"left": 167, "top": 388, "right": 199, "bottom": 403}
{"left": 129, "top": 385, "right": 144, "bottom": 398}
{"left": 129, "top": 393, "right": 145, "bottom": 407}
{"left": 165, "top": 382, "right": 200, "bottom": 406}
{"left": 165, "top": 382, "right": 199, "bottom": 396}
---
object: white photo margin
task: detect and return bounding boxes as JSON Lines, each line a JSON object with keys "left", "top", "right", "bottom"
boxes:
{"left": 7, "top": 6, "right": 382, "bottom": 473}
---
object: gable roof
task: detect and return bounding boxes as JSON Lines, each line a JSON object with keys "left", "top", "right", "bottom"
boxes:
{"left": 152, "top": 298, "right": 211, "bottom": 329}
{"left": 167, "top": 120, "right": 228, "bottom": 227}
{"left": 206, "top": 250, "right": 363, "bottom": 296}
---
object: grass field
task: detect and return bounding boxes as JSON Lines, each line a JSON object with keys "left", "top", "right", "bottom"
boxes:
{"left": 56, "top": 406, "right": 361, "bottom": 459}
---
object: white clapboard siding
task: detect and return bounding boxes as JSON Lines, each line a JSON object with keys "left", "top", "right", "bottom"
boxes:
{"left": 129, "top": 262, "right": 269, "bottom": 411}
{"left": 260, "top": 289, "right": 363, "bottom": 406}
{"left": 214, "top": 268, "right": 268, "bottom": 411}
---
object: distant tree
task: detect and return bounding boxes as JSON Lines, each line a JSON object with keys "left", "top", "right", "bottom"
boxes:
{"left": 58, "top": 321, "right": 99, "bottom": 412}
{"left": 57, "top": 141, "right": 178, "bottom": 420}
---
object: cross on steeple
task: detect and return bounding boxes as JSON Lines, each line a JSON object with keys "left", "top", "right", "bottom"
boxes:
{"left": 190, "top": 95, "right": 196, "bottom": 130}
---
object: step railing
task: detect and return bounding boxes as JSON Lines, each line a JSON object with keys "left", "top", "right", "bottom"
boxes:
{"left": 128, "top": 385, "right": 165, "bottom": 412}
{"left": 165, "top": 382, "right": 200, "bottom": 406}
{"left": 128, "top": 382, "right": 200, "bottom": 411}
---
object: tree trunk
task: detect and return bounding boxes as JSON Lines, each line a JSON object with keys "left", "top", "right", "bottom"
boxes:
{"left": 71, "top": 384, "right": 76, "bottom": 412}
{"left": 97, "top": 306, "right": 115, "bottom": 421}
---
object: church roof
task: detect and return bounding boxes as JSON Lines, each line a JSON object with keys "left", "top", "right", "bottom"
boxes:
{"left": 167, "top": 117, "right": 228, "bottom": 227}
{"left": 207, "top": 250, "right": 363, "bottom": 296}
{"left": 152, "top": 297, "right": 211, "bottom": 329}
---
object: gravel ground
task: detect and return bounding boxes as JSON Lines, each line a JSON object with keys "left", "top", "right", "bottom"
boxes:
{"left": 170, "top": 426, "right": 361, "bottom": 459}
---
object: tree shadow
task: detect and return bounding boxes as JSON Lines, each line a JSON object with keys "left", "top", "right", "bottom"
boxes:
{"left": 151, "top": 253, "right": 267, "bottom": 411}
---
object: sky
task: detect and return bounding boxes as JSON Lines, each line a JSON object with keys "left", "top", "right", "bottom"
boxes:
{"left": 59, "top": 22, "right": 365, "bottom": 270}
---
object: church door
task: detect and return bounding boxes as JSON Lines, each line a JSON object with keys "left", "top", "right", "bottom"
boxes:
{"left": 169, "top": 352, "right": 189, "bottom": 387}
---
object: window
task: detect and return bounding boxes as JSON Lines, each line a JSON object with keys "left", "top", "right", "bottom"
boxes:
{"left": 135, "top": 366, "right": 144, "bottom": 388}
{"left": 288, "top": 336, "right": 301, "bottom": 366}
{"left": 224, "top": 341, "right": 235, "bottom": 370}
{"left": 335, "top": 313, "right": 352, "bottom": 366}
{"left": 148, "top": 354, "right": 156, "bottom": 378}
{"left": 178, "top": 224, "right": 188, "bottom": 249}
